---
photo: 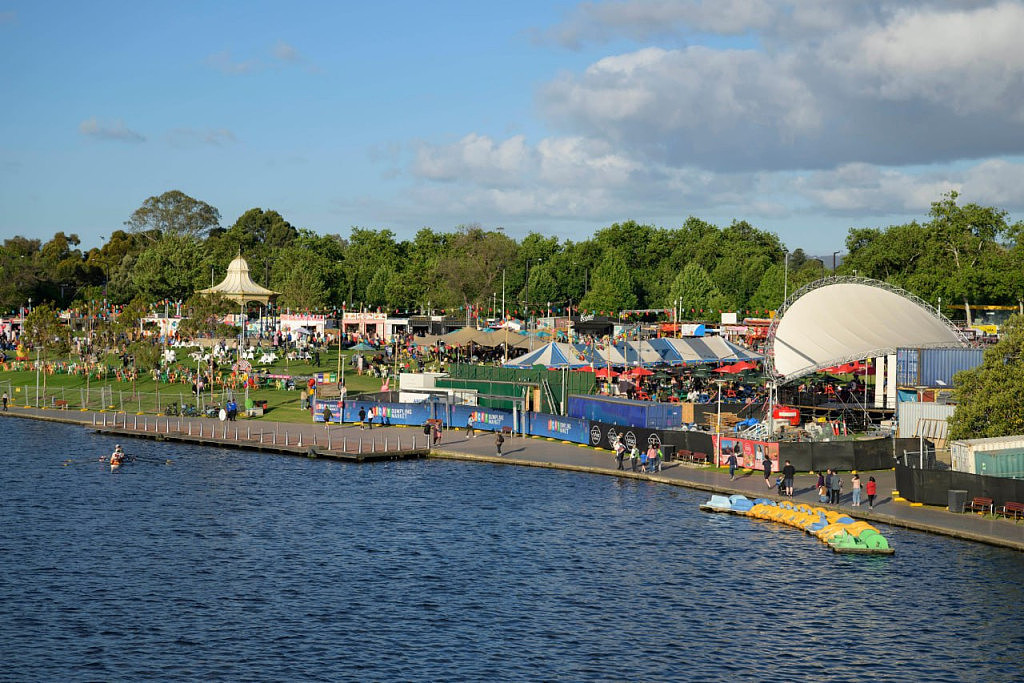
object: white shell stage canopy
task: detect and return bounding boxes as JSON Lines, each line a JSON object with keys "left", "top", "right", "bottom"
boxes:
{"left": 768, "top": 278, "right": 967, "bottom": 383}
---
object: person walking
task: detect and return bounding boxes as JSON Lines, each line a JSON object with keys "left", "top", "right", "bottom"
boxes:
{"left": 466, "top": 417, "right": 476, "bottom": 439}
{"left": 782, "top": 460, "right": 796, "bottom": 496}
{"left": 851, "top": 472, "right": 862, "bottom": 506}
{"left": 614, "top": 438, "right": 626, "bottom": 470}
{"left": 727, "top": 452, "right": 738, "bottom": 480}
{"left": 629, "top": 444, "right": 640, "bottom": 472}
{"left": 1, "top": 391, "right": 7, "bottom": 411}
{"left": 866, "top": 476, "right": 877, "bottom": 509}
{"left": 829, "top": 469, "right": 843, "bottom": 504}
{"left": 495, "top": 431, "right": 504, "bottom": 457}
{"left": 358, "top": 407, "right": 367, "bottom": 430}
{"left": 646, "top": 444, "right": 660, "bottom": 473}
{"left": 763, "top": 454, "right": 773, "bottom": 488}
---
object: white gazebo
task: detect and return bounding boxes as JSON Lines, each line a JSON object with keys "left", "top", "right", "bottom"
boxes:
{"left": 199, "top": 253, "right": 279, "bottom": 306}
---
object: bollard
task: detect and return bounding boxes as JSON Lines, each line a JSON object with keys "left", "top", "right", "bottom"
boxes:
{"left": 343, "top": 436, "right": 347, "bottom": 452}
{"left": 103, "top": 414, "right": 107, "bottom": 427}
{"left": 189, "top": 423, "right": 192, "bottom": 436}
{"left": 92, "top": 414, "right": 96, "bottom": 426}
{"left": 247, "top": 427, "right": 250, "bottom": 440}
{"left": 385, "top": 437, "right": 389, "bottom": 451}
{"left": 358, "top": 438, "right": 362, "bottom": 454}
{"left": 371, "top": 438, "right": 376, "bottom": 453}
{"left": 327, "top": 432, "right": 331, "bottom": 450}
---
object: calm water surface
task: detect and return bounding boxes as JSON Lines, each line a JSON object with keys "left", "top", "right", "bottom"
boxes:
{"left": 1, "top": 418, "right": 1022, "bottom": 682}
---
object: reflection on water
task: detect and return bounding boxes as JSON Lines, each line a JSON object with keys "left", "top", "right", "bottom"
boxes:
{"left": 2, "top": 418, "right": 1022, "bottom": 681}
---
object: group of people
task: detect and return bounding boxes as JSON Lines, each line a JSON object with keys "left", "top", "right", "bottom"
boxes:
{"left": 813, "top": 469, "right": 877, "bottom": 508}
{"left": 612, "top": 437, "right": 663, "bottom": 473}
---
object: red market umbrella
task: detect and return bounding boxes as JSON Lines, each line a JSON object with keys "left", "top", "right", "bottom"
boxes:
{"left": 713, "top": 363, "right": 738, "bottom": 374}
{"left": 627, "top": 367, "right": 653, "bottom": 376}
{"left": 595, "top": 367, "right": 620, "bottom": 378}
{"left": 730, "top": 360, "right": 758, "bottom": 372}
{"left": 574, "top": 365, "right": 595, "bottom": 372}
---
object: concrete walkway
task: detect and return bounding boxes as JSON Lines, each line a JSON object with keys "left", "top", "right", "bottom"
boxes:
{"left": 4, "top": 406, "right": 1023, "bottom": 551}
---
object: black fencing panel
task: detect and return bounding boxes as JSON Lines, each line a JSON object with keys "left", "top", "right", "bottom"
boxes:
{"left": 894, "top": 438, "right": 919, "bottom": 456}
{"left": 682, "top": 431, "right": 715, "bottom": 457}
{"left": 854, "top": 438, "right": 894, "bottom": 471}
{"left": 895, "top": 464, "right": 916, "bottom": 500}
{"left": 781, "top": 442, "right": 813, "bottom": 471}
{"left": 919, "top": 469, "right": 953, "bottom": 506}
{"left": 811, "top": 440, "right": 856, "bottom": 472}
{"left": 897, "top": 465, "right": 1024, "bottom": 507}
{"left": 587, "top": 421, "right": 668, "bottom": 454}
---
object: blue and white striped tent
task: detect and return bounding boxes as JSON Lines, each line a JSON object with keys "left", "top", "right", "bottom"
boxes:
{"left": 503, "top": 342, "right": 601, "bottom": 369}
{"left": 646, "top": 337, "right": 763, "bottom": 365}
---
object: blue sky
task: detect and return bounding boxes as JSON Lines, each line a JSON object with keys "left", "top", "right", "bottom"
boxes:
{"left": 3, "top": 0, "right": 1024, "bottom": 254}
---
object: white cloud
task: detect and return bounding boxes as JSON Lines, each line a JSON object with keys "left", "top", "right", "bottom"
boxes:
{"left": 205, "top": 50, "right": 258, "bottom": 75}
{"left": 78, "top": 117, "right": 145, "bottom": 143}
{"left": 167, "top": 128, "right": 237, "bottom": 148}
{"left": 413, "top": 134, "right": 530, "bottom": 185}
{"left": 273, "top": 40, "right": 300, "bottom": 63}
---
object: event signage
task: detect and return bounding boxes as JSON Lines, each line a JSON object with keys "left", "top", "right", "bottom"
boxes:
{"left": 341, "top": 400, "right": 433, "bottom": 426}
{"left": 451, "top": 404, "right": 515, "bottom": 432}
{"left": 712, "top": 435, "right": 779, "bottom": 469}
{"left": 526, "top": 413, "right": 588, "bottom": 443}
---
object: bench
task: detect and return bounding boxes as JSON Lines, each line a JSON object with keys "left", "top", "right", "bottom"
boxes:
{"left": 52, "top": 399, "right": 69, "bottom": 409}
{"left": 997, "top": 501, "right": 1024, "bottom": 520}
{"left": 966, "top": 497, "right": 994, "bottom": 514}
{"left": 501, "top": 426, "right": 514, "bottom": 437}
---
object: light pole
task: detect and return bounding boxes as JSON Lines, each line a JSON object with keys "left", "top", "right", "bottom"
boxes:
{"left": 783, "top": 250, "right": 789, "bottom": 308}
{"left": 832, "top": 250, "right": 840, "bottom": 272}
{"left": 525, "top": 258, "right": 542, "bottom": 349}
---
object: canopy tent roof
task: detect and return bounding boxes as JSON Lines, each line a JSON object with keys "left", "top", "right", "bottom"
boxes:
{"left": 768, "top": 277, "right": 967, "bottom": 383}
{"left": 645, "top": 337, "right": 763, "bottom": 365}
{"left": 198, "top": 254, "right": 279, "bottom": 305}
{"left": 503, "top": 342, "right": 602, "bottom": 369}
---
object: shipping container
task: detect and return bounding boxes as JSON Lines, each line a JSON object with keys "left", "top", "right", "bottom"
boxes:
{"left": 949, "top": 435, "right": 1024, "bottom": 477}
{"left": 896, "top": 347, "right": 983, "bottom": 388}
{"left": 896, "top": 402, "right": 955, "bottom": 438}
{"left": 567, "top": 394, "right": 682, "bottom": 430}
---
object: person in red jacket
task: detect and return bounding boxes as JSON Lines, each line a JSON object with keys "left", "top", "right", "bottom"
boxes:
{"left": 866, "top": 476, "right": 878, "bottom": 509}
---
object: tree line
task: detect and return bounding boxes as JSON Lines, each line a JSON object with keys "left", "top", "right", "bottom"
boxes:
{"left": 2, "top": 189, "right": 1021, "bottom": 321}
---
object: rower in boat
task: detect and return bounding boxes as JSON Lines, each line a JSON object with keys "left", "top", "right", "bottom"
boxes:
{"left": 110, "top": 444, "right": 125, "bottom": 468}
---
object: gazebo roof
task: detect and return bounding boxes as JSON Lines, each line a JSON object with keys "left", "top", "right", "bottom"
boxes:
{"left": 198, "top": 254, "right": 279, "bottom": 304}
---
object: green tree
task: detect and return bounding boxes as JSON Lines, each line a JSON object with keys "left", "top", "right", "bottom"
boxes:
{"left": 667, "top": 263, "right": 733, "bottom": 317}
{"left": 124, "top": 190, "right": 221, "bottom": 241}
{"left": 948, "top": 315, "right": 1024, "bottom": 439}
{"left": 579, "top": 255, "right": 637, "bottom": 313}
{"left": 178, "top": 293, "right": 236, "bottom": 339}
{"left": 132, "top": 236, "right": 208, "bottom": 301}
{"left": 21, "top": 303, "right": 69, "bottom": 354}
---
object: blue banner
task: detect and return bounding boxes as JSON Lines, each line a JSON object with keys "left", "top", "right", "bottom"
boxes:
{"left": 451, "top": 404, "right": 515, "bottom": 432}
{"left": 341, "top": 400, "right": 436, "bottom": 426}
{"left": 312, "top": 398, "right": 343, "bottom": 423}
{"left": 526, "top": 412, "right": 589, "bottom": 443}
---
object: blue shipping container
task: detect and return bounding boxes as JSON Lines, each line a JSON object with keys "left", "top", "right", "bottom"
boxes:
{"left": 896, "top": 348, "right": 920, "bottom": 386}
{"left": 918, "top": 347, "right": 984, "bottom": 388}
{"left": 567, "top": 395, "right": 681, "bottom": 430}
{"left": 897, "top": 347, "right": 983, "bottom": 387}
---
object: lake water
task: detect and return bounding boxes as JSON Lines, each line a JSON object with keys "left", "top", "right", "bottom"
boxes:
{"left": 2, "top": 418, "right": 1022, "bottom": 682}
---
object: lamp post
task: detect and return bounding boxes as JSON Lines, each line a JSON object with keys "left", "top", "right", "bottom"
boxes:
{"left": 832, "top": 251, "right": 840, "bottom": 272}
{"left": 525, "top": 258, "right": 542, "bottom": 350}
{"left": 715, "top": 378, "right": 724, "bottom": 467}
{"left": 783, "top": 250, "right": 789, "bottom": 307}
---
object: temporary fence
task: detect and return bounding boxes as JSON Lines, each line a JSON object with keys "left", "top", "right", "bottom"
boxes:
{"left": 87, "top": 412, "right": 425, "bottom": 456}
{"left": 2, "top": 382, "right": 237, "bottom": 416}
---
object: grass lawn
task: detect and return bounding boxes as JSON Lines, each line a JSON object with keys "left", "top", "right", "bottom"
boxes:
{"left": 0, "top": 348, "right": 400, "bottom": 424}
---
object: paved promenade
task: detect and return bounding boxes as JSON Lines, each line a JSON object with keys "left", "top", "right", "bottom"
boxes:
{"left": 4, "top": 406, "right": 1023, "bottom": 551}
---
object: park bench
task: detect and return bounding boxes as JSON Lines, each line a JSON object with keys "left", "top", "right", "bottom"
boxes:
{"left": 690, "top": 451, "right": 709, "bottom": 465}
{"left": 52, "top": 399, "right": 69, "bottom": 409}
{"left": 501, "top": 426, "right": 515, "bottom": 437}
{"left": 997, "top": 501, "right": 1024, "bottom": 520}
{"left": 966, "top": 497, "right": 994, "bottom": 514}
